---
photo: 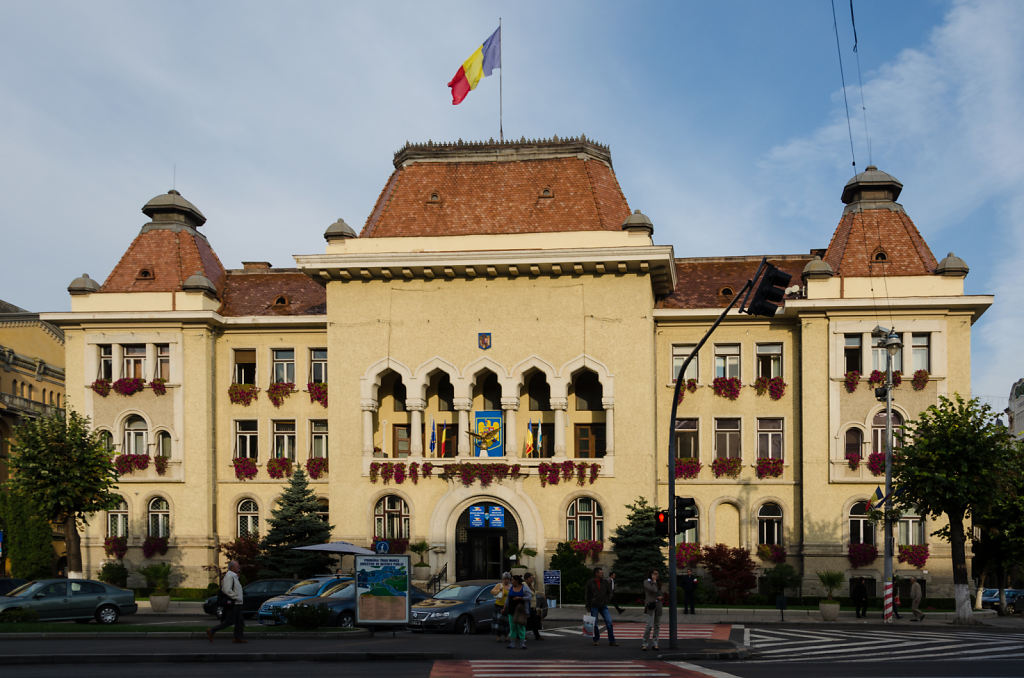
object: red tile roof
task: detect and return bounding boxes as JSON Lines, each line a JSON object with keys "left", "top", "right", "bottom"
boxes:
{"left": 823, "top": 208, "right": 937, "bottom": 277}
{"left": 657, "top": 256, "right": 811, "bottom": 310}
{"left": 218, "top": 270, "right": 325, "bottom": 317}
{"left": 360, "top": 139, "right": 631, "bottom": 237}
{"left": 101, "top": 229, "right": 226, "bottom": 296}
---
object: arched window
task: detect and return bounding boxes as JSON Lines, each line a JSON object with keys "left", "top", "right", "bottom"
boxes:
{"left": 156, "top": 431, "right": 172, "bottom": 458}
{"left": 123, "top": 416, "right": 148, "bottom": 455}
{"left": 527, "top": 373, "right": 550, "bottom": 411}
{"left": 237, "top": 499, "right": 259, "bottom": 537}
{"left": 898, "top": 509, "right": 925, "bottom": 546}
{"left": 845, "top": 428, "right": 864, "bottom": 460}
{"left": 758, "top": 503, "right": 783, "bottom": 546}
{"left": 148, "top": 497, "right": 170, "bottom": 538}
{"left": 566, "top": 496, "right": 604, "bottom": 542}
{"left": 107, "top": 497, "right": 128, "bottom": 537}
{"left": 871, "top": 411, "right": 903, "bottom": 455}
{"left": 572, "top": 370, "right": 603, "bottom": 411}
{"left": 849, "top": 500, "right": 874, "bottom": 545}
{"left": 374, "top": 495, "right": 409, "bottom": 539}
{"left": 97, "top": 430, "right": 114, "bottom": 454}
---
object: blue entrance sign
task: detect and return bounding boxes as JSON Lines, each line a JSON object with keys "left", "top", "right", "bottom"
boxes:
{"left": 487, "top": 506, "right": 504, "bottom": 528}
{"left": 469, "top": 504, "right": 505, "bottom": 528}
{"left": 469, "top": 506, "right": 486, "bottom": 528}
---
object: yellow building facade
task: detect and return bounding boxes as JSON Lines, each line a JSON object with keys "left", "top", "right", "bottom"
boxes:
{"left": 46, "top": 138, "right": 990, "bottom": 597}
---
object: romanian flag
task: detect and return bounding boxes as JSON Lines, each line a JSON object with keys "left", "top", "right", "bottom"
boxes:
{"left": 525, "top": 419, "right": 534, "bottom": 457}
{"left": 440, "top": 425, "right": 448, "bottom": 458}
{"left": 866, "top": 486, "right": 884, "bottom": 510}
{"left": 447, "top": 26, "right": 501, "bottom": 105}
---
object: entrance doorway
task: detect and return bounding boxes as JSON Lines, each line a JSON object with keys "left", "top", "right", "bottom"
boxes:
{"left": 455, "top": 501, "right": 518, "bottom": 580}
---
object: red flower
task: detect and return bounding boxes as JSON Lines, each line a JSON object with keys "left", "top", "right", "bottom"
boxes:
{"left": 847, "top": 543, "right": 878, "bottom": 568}
{"left": 897, "top": 544, "right": 929, "bottom": 568}
{"left": 712, "top": 377, "right": 742, "bottom": 400}
{"left": 233, "top": 457, "right": 258, "bottom": 481}
{"left": 754, "top": 457, "right": 784, "bottom": 479}
{"left": 711, "top": 457, "right": 742, "bottom": 478}
{"left": 149, "top": 378, "right": 167, "bottom": 395}
{"left": 674, "top": 457, "right": 702, "bottom": 479}
{"left": 844, "top": 371, "right": 861, "bottom": 393}
{"left": 266, "top": 457, "right": 293, "bottom": 479}
{"left": 675, "top": 543, "right": 701, "bottom": 568}
{"left": 911, "top": 369, "right": 929, "bottom": 391}
{"left": 228, "top": 383, "right": 259, "bottom": 406}
{"left": 267, "top": 382, "right": 295, "bottom": 407}
{"left": 112, "top": 378, "right": 145, "bottom": 396}
{"left": 306, "top": 457, "right": 329, "bottom": 480}
{"left": 91, "top": 379, "right": 112, "bottom": 397}
{"left": 307, "top": 382, "right": 328, "bottom": 408}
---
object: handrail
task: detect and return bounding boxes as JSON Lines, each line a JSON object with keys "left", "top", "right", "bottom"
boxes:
{"left": 427, "top": 562, "right": 448, "bottom": 593}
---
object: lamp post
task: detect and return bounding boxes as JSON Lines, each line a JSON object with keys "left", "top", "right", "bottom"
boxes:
{"left": 881, "top": 328, "right": 902, "bottom": 624}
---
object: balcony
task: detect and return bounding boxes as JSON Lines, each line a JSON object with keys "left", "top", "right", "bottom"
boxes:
{"left": 0, "top": 392, "right": 64, "bottom": 419}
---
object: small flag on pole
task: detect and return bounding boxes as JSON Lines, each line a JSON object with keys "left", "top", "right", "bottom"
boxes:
{"left": 429, "top": 418, "right": 436, "bottom": 456}
{"left": 447, "top": 26, "right": 501, "bottom": 105}
{"left": 440, "top": 425, "right": 448, "bottom": 458}
{"left": 525, "top": 419, "right": 534, "bottom": 457}
{"left": 867, "top": 485, "right": 884, "bottom": 510}
{"left": 536, "top": 424, "right": 543, "bottom": 456}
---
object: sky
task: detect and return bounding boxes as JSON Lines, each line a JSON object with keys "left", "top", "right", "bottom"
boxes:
{"left": 1, "top": 0, "right": 1021, "bottom": 410}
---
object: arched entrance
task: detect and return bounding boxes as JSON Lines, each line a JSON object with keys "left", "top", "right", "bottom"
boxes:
{"left": 455, "top": 501, "right": 518, "bottom": 580}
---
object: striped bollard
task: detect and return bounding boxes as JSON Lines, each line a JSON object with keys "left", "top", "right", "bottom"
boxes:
{"left": 883, "top": 581, "right": 894, "bottom": 623}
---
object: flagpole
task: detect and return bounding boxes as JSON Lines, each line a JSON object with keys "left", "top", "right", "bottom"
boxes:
{"left": 499, "top": 17, "right": 503, "bottom": 142}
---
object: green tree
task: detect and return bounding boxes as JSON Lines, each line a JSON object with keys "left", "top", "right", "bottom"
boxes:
{"left": 259, "top": 465, "right": 334, "bottom": 578}
{"left": 548, "top": 541, "right": 591, "bottom": 604}
{"left": 610, "top": 497, "right": 666, "bottom": 593}
{"left": 9, "top": 411, "right": 118, "bottom": 575}
{"left": 969, "top": 439, "right": 1024, "bottom": 612}
{"left": 893, "top": 394, "right": 1019, "bottom": 623}
{"left": 0, "top": 484, "right": 54, "bottom": 579}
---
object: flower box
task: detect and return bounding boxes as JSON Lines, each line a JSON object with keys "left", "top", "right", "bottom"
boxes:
{"left": 306, "top": 457, "right": 329, "bottom": 480}
{"left": 675, "top": 378, "right": 698, "bottom": 403}
{"left": 712, "top": 377, "right": 742, "bottom": 400}
{"left": 307, "top": 381, "right": 328, "bottom": 408}
{"left": 868, "top": 370, "right": 885, "bottom": 386}
{"left": 897, "top": 544, "right": 929, "bottom": 568}
{"left": 267, "top": 382, "right": 295, "bottom": 407}
{"left": 892, "top": 370, "right": 902, "bottom": 388}
{"left": 755, "top": 457, "right": 784, "bottom": 479}
{"left": 756, "top": 543, "right": 786, "bottom": 564}
{"left": 845, "top": 452, "right": 861, "bottom": 470}
{"left": 674, "top": 457, "right": 702, "bottom": 480}
{"left": 267, "top": 457, "right": 293, "bottom": 479}
{"left": 844, "top": 370, "right": 861, "bottom": 393}
{"left": 754, "top": 376, "right": 786, "bottom": 399}
{"left": 112, "top": 377, "right": 145, "bottom": 396}
{"left": 711, "top": 457, "right": 742, "bottom": 478}
{"left": 911, "top": 369, "right": 929, "bottom": 391}
{"left": 867, "top": 452, "right": 885, "bottom": 476}
{"left": 675, "top": 542, "right": 701, "bottom": 568}
{"left": 91, "top": 379, "right": 112, "bottom": 397}
{"left": 228, "top": 383, "right": 259, "bottom": 406}
{"left": 114, "top": 454, "right": 150, "bottom": 475}
{"left": 149, "top": 378, "right": 167, "bottom": 395}
{"left": 233, "top": 457, "right": 258, "bottom": 481}
{"left": 847, "top": 542, "right": 878, "bottom": 568}
{"left": 142, "top": 536, "right": 169, "bottom": 560}
{"left": 154, "top": 455, "right": 169, "bottom": 475}
{"left": 103, "top": 536, "right": 128, "bottom": 560}
{"left": 569, "top": 539, "right": 604, "bottom": 562}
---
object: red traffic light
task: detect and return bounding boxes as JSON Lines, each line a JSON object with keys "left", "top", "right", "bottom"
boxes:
{"left": 655, "top": 510, "right": 669, "bottom": 537}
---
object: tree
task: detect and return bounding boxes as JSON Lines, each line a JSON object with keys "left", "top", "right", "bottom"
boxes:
{"left": 548, "top": 541, "right": 592, "bottom": 604}
{"left": 610, "top": 497, "right": 666, "bottom": 593}
{"left": 969, "top": 439, "right": 1024, "bottom": 613}
{"left": 259, "top": 465, "right": 334, "bottom": 578}
{"left": 9, "top": 411, "right": 118, "bottom": 576}
{"left": 701, "top": 544, "right": 757, "bottom": 604}
{"left": 0, "top": 484, "right": 55, "bottom": 579}
{"left": 893, "top": 394, "right": 1019, "bottom": 623}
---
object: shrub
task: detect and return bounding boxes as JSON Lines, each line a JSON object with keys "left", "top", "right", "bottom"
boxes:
{"left": 97, "top": 561, "right": 128, "bottom": 587}
{"left": 701, "top": 544, "right": 756, "bottom": 604}
{"left": 139, "top": 562, "right": 173, "bottom": 594}
{"left": 549, "top": 541, "right": 592, "bottom": 604}
{"left": 764, "top": 563, "right": 800, "bottom": 594}
{"left": 817, "top": 570, "right": 844, "bottom": 600}
{"left": 282, "top": 602, "right": 330, "bottom": 629}
{"left": 0, "top": 608, "right": 40, "bottom": 623}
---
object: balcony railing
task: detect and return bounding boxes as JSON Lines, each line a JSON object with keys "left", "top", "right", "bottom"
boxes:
{"left": 0, "top": 392, "right": 64, "bottom": 418}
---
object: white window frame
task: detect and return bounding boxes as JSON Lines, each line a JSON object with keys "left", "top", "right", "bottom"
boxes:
{"left": 756, "top": 343, "right": 782, "bottom": 379}
{"left": 714, "top": 344, "right": 740, "bottom": 379}
{"left": 674, "top": 418, "right": 699, "bottom": 459}
{"left": 310, "top": 348, "right": 327, "bottom": 384}
{"left": 272, "top": 348, "right": 295, "bottom": 384}
{"left": 374, "top": 495, "right": 410, "bottom": 539}
{"left": 156, "top": 430, "right": 172, "bottom": 459}
{"left": 310, "top": 420, "right": 328, "bottom": 459}
{"left": 872, "top": 336, "right": 904, "bottom": 372}
{"left": 123, "top": 416, "right": 147, "bottom": 455}
{"left": 98, "top": 345, "right": 113, "bottom": 380}
{"left": 235, "top": 420, "right": 258, "bottom": 459}
{"left": 672, "top": 344, "right": 699, "bottom": 381}
{"left": 273, "top": 420, "right": 296, "bottom": 460}
{"left": 714, "top": 418, "right": 741, "bottom": 459}
{"left": 148, "top": 497, "right": 170, "bottom": 538}
{"left": 155, "top": 343, "right": 170, "bottom": 381}
{"left": 566, "top": 496, "right": 604, "bottom": 542}
{"left": 898, "top": 511, "right": 925, "bottom": 546}
{"left": 758, "top": 503, "right": 783, "bottom": 546}
{"left": 849, "top": 501, "right": 874, "bottom": 545}
{"left": 911, "top": 334, "right": 930, "bottom": 372}
{"left": 107, "top": 499, "right": 128, "bottom": 538}
{"left": 237, "top": 499, "right": 259, "bottom": 537}
{"left": 756, "top": 418, "right": 784, "bottom": 460}
{"left": 122, "top": 344, "right": 146, "bottom": 379}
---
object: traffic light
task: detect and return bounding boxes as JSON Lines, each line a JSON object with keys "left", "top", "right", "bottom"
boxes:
{"left": 655, "top": 509, "right": 669, "bottom": 537}
{"left": 743, "top": 263, "right": 791, "bottom": 317}
{"left": 675, "top": 496, "right": 698, "bottom": 534}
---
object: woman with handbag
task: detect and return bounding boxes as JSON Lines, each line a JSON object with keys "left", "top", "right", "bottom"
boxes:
{"left": 641, "top": 569, "right": 663, "bottom": 651}
{"left": 505, "top": 574, "right": 530, "bottom": 649}
{"left": 490, "top": 572, "right": 511, "bottom": 642}
{"left": 523, "top": 571, "right": 545, "bottom": 641}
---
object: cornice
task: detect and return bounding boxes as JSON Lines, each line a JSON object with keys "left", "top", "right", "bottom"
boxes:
{"left": 41, "top": 311, "right": 327, "bottom": 330}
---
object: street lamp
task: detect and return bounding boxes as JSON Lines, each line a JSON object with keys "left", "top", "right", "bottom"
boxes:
{"left": 879, "top": 328, "right": 902, "bottom": 624}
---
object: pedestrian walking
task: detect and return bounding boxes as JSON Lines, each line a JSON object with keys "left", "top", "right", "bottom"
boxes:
{"left": 608, "top": 571, "right": 625, "bottom": 614}
{"left": 910, "top": 577, "right": 925, "bottom": 621}
{"left": 523, "top": 571, "right": 545, "bottom": 641}
{"left": 491, "top": 572, "right": 511, "bottom": 642}
{"left": 851, "top": 576, "right": 868, "bottom": 618}
{"left": 206, "top": 560, "right": 246, "bottom": 643}
{"left": 505, "top": 574, "right": 530, "bottom": 649}
{"left": 584, "top": 566, "right": 617, "bottom": 646}
{"left": 892, "top": 579, "right": 902, "bottom": 619}
{"left": 641, "top": 569, "right": 663, "bottom": 651}
{"left": 680, "top": 568, "right": 698, "bottom": 615}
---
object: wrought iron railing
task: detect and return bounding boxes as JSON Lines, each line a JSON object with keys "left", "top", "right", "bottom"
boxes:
{"left": 427, "top": 562, "right": 448, "bottom": 593}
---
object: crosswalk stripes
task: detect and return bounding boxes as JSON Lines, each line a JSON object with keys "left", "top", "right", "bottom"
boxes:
{"left": 746, "top": 626, "right": 1024, "bottom": 662}
{"left": 543, "top": 622, "right": 730, "bottom": 640}
{"left": 429, "top": 660, "right": 717, "bottom": 677}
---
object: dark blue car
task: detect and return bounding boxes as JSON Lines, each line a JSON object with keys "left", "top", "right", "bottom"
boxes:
{"left": 256, "top": 576, "right": 348, "bottom": 625}
{"left": 315, "top": 580, "right": 430, "bottom": 627}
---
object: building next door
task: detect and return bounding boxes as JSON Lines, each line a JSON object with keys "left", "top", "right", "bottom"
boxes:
{"left": 455, "top": 501, "right": 518, "bottom": 580}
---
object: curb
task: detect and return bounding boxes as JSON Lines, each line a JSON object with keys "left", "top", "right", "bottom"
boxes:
{"left": 0, "top": 651, "right": 455, "bottom": 666}
{"left": 0, "top": 629, "right": 373, "bottom": 640}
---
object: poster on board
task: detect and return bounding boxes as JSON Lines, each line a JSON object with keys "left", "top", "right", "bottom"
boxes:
{"left": 355, "top": 554, "right": 411, "bottom": 625}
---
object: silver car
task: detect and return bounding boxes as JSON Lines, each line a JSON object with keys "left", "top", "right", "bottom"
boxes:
{"left": 0, "top": 578, "right": 138, "bottom": 624}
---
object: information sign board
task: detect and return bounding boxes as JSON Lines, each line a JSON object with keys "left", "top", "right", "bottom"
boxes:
{"left": 354, "top": 554, "right": 411, "bottom": 626}
{"left": 543, "top": 570, "right": 561, "bottom": 585}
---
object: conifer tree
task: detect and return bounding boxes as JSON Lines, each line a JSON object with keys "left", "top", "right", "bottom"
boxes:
{"left": 258, "top": 465, "right": 334, "bottom": 578}
{"left": 610, "top": 497, "right": 666, "bottom": 593}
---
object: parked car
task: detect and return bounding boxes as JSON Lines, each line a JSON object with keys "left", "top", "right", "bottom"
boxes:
{"left": 315, "top": 580, "right": 430, "bottom": 627}
{"left": 0, "top": 578, "right": 137, "bottom": 624}
{"left": 202, "top": 578, "right": 299, "bottom": 618}
{"left": 0, "top": 579, "right": 27, "bottom": 596}
{"left": 409, "top": 579, "right": 497, "bottom": 634}
{"left": 256, "top": 576, "right": 348, "bottom": 625}
{"left": 981, "top": 588, "right": 1022, "bottom": 614}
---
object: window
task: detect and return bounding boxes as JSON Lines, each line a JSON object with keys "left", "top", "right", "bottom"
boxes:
{"left": 310, "top": 348, "right": 327, "bottom": 384}
{"left": 233, "top": 349, "right": 256, "bottom": 385}
{"left": 911, "top": 334, "right": 930, "bottom": 372}
{"left": 155, "top": 344, "right": 170, "bottom": 381}
{"left": 237, "top": 499, "right": 259, "bottom": 537}
{"left": 756, "top": 343, "right": 783, "bottom": 379}
{"left": 310, "top": 420, "right": 328, "bottom": 458}
{"left": 272, "top": 349, "right": 295, "bottom": 384}
{"left": 393, "top": 424, "right": 411, "bottom": 458}
{"left": 573, "top": 371, "right": 603, "bottom": 411}
{"left": 872, "top": 335, "right": 903, "bottom": 372}
{"left": 316, "top": 498, "right": 329, "bottom": 523}
{"left": 574, "top": 424, "right": 606, "bottom": 459}
{"left": 714, "top": 344, "right": 740, "bottom": 379}
{"left": 756, "top": 418, "right": 783, "bottom": 460}
{"left": 898, "top": 510, "right": 925, "bottom": 546}
{"left": 235, "top": 420, "right": 258, "bottom": 459}
{"left": 71, "top": 581, "right": 106, "bottom": 596}
{"left": 156, "top": 431, "right": 171, "bottom": 458}
{"left": 273, "top": 421, "right": 296, "bottom": 460}
{"left": 672, "top": 344, "right": 699, "bottom": 381}
{"left": 758, "top": 503, "right": 783, "bottom": 545}
{"left": 374, "top": 495, "right": 409, "bottom": 539}
{"left": 107, "top": 498, "right": 128, "bottom": 537}
{"left": 148, "top": 497, "right": 170, "bottom": 538}
{"left": 715, "top": 418, "right": 741, "bottom": 459}
{"left": 527, "top": 373, "right": 550, "bottom": 411}
{"left": 98, "top": 345, "right": 112, "bottom": 380}
{"left": 872, "top": 410, "right": 904, "bottom": 455}
{"left": 480, "top": 373, "right": 501, "bottom": 410}
{"left": 98, "top": 430, "right": 114, "bottom": 454}
{"left": 432, "top": 373, "right": 454, "bottom": 411}
{"left": 845, "top": 428, "right": 864, "bottom": 460}
{"left": 123, "top": 416, "right": 147, "bottom": 455}
{"left": 674, "top": 418, "right": 699, "bottom": 459}
{"left": 123, "top": 344, "right": 145, "bottom": 379}
{"left": 849, "top": 500, "right": 874, "bottom": 545}
{"left": 526, "top": 422, "right": 553, "bottom": 458}
{"left": 844, "top": 335, "right": 862, "bottom": 373}
{"left": 566, "top": 496, "right": 604, "bottom": 542}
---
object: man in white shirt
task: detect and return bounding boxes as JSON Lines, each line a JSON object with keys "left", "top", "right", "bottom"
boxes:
{"left": 206, "top": 560, "right": 246, "bottom": 643}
